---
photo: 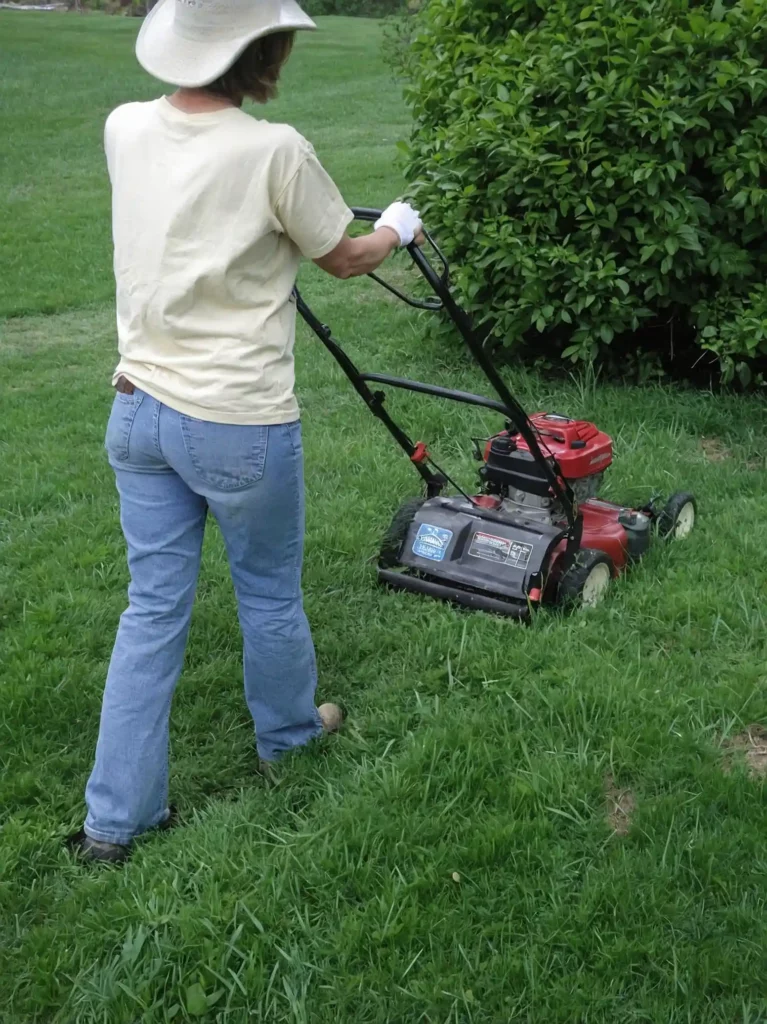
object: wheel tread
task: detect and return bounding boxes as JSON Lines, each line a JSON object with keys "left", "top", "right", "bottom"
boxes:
{"left": 379, "top": 498, "right": 425, "bottom": 568}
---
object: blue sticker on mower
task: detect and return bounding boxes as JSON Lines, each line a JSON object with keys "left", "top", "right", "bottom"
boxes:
{"left": 412, "top": 523, "right": 453, "bottom": 562}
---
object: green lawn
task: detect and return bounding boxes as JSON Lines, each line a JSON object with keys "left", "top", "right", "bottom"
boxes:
{"left": 2, "top": 12, "right": 767, "bottom": 1024}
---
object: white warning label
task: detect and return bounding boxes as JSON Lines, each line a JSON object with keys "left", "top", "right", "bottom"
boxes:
{"left": 469, "top": 531, "right": 533, "bottom": 570}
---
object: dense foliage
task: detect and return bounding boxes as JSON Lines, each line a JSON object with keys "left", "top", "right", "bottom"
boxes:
{"left": 395, "top": 0, "right": 767, "bottom": 383}
{"left": 76, "top": 0, "right": 404, "bottom": 17}
{"left": 303, "top": 0, "right": 405, "bottom": 16}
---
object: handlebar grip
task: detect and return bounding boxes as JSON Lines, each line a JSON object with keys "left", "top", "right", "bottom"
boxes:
{"left": 351, "top": 203, "right": 451, "bottom": 304}
{"left": 350, "top": 207, "right": 383, "bottom": 223}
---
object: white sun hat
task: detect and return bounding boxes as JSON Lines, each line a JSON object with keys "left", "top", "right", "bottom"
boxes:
{"left": 136, "top": 0, "right": 316, "bottom": 89}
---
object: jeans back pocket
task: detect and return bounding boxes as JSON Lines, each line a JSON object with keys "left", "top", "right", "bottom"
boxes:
{"left": 180, "top": 417, "right": 269, "bottom": 491}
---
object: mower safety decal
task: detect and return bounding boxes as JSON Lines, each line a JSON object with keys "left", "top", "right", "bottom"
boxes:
{"left": 412, "top": 523, "right": 453, "bottom": 562}
{"left": 469, "top": 531, "right": 533, "bottom": 570}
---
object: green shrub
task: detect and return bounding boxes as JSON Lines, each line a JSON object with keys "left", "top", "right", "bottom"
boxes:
{"left": 396, "top": 0, "right": 767, "bottom": 384}
{"left": 78, "top": 0, "right": 403, "bottom": 16}
{"left": 381, "top": 0, "right": 422, "bottom": 70}
{"left": 302, "top": 0, "right": 404, "bottom": 17}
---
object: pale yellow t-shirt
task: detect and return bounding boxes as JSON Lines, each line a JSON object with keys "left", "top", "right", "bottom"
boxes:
{"left": 105, "top": 97, "right": 353, "bottom": 424}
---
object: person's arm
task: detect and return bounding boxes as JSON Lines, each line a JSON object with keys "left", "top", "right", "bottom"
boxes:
{"left": 314, "top": 202, "right": 424, "bottom": 280}
{"left": 313, "top": 227, "right": 399, "bottom": 280}
{"left": 274, "top": 136, "right": 423, "bottom": 275}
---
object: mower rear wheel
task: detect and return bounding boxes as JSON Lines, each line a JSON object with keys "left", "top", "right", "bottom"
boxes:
{"left": 379, "top": 497, "right": 425, "bottom": 568}
{"left": 557, "top": 548, "right": 614, "bottom": 609}
{"left": 657, "top": 492, "right": 696, "bottom": 540}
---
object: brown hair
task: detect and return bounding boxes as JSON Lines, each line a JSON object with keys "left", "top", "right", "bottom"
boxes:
{"left": 205, "top": 31, "right": 295, "bottom": 105}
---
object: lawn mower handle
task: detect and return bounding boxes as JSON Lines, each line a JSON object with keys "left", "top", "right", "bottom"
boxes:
{"left": 349, "top": 208, "right": 579, "bottom": 533}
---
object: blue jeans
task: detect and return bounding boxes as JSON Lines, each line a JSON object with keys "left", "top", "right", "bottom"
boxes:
{"left": 83, "top": 389, "right": 322, "bottom": 845}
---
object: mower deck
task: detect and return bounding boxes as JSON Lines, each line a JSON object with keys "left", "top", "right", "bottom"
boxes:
{"left": 379, "top": 494, "right": 564, "bottom": 618}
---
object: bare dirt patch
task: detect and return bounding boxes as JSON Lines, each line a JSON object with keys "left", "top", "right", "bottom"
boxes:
{"left": 604, "top": 774, "right": 637, "bottom": 836}
{"left": 700, "top": 437, "right": 731, "bottom": 463}
{"left": 722, "top": 725, "right": 767, "bottom": 779}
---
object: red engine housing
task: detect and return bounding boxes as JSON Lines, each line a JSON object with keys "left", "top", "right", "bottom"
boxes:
{"left": 487, "top": 413, "right": 613, "bottom": 481}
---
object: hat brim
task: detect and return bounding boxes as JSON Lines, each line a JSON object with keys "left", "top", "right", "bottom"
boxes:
{"left": 136, "top": 0, "right": 316, "bottom": 89}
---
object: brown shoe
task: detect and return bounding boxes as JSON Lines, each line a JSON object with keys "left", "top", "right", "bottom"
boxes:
{"left": 318, "top": 703, "right": 344, "bottom": 734}
{"left": 257, "top": 708, "right": 343, "bottom": 786}
{"left": 66, "top": 832, "right": 130, "bottom": 864}
{"left": 65, "top": 805, "right": 178, "bottom": 865}
{"left": 257, "top": 758, "right": 280, "bottom": 788}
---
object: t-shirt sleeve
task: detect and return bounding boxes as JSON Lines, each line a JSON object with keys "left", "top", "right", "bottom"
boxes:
{"left": 275, "top": 145, "right": 354, "bottom": 259}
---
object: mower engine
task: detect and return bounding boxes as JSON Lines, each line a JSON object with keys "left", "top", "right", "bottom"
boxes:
{"left": 480, "top": 413, "right": 613, "bottom": 517}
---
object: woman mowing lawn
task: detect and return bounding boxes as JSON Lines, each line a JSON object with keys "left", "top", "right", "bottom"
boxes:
{"left": 67, "top": 0, "right": 423, "bottom": 864}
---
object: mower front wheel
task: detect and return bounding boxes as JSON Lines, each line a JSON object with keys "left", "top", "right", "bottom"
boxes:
{"left": 379, "top": 497, "right": 425, "bottom": 568}
{"left": 557, "top": 548, "right": 614, "bottom": 609}
{"left": 656, "top": 492, "right": 696, "bottom": 540}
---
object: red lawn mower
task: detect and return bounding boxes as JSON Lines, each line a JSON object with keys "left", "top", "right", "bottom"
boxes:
{"left": 296, "top": 208, "right": 696, "bottom": 618}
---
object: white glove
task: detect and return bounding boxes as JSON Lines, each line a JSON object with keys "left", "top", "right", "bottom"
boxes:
{"left": 374, "top": 201, "right": 422, "bottom": 247}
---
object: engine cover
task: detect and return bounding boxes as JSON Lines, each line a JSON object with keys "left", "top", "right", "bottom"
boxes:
{"left": 393, "top": 495, "right": 567, "bottom": 603}
{"left": 489, "top": 413, "right": 613, "bottom": 481}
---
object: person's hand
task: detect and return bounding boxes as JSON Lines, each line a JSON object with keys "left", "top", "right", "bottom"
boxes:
{"left": 413, "top": 227, "right": 426, "bottom": 247}
{"left": 374, "top": 201, "right": 422, "bottom": 247}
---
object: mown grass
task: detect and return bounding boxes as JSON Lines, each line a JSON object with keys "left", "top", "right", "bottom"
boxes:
{"left": 2, "top": 12, "right": 767, "bottom": 1024}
